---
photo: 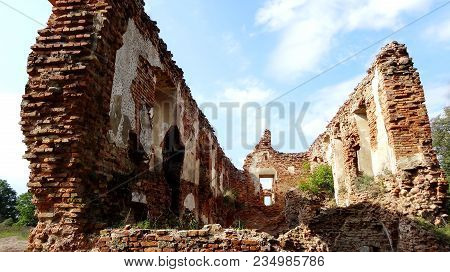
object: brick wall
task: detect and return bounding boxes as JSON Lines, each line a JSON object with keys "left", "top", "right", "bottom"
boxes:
{"left": 279, "top": 202, "right": 450, "bottom": 252}
{"left": 94, "top": 224, "right": 279, "bottom": 252}
{"left": 21, "top": 0, "right": 447, "bottom": 252}
{"left": 308, "top": 42, "right": 447, "bottom": 218}
{"left": 21, "top": 0, "right": 258, "bottom": 251}
{"left": 243, "top": 130, "right": 310, "bottom": 208}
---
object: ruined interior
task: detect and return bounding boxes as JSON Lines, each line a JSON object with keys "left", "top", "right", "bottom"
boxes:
{"left": 21, "top": 0, "right": 448, "bottom": 252}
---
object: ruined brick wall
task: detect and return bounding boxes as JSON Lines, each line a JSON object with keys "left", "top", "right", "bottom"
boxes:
{"left": 21, "top": 0, "right": 258, "bottom": 251}
{"left": 95, "top": 208, "right": 450, "bottom": 252}
{"left": 94, "top": 224, "right": 279, "bottom": 252}
{"left": 278, "top": 202, "right": 450, "bottom": 252}
{"left": 308, "top": 42, "right": 447, "bottom": 218}
{"left": 243, "top": 130, "right": 310, "bottom": 208}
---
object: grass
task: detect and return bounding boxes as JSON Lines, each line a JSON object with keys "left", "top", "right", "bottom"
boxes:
{"left": 232, "top": 219, "right": 246, "bottom": 230}
{"left": 355, "top": 174, "right": 385, "bottom": 197}
{"left": 127, "top": 211, "right": 200, "bottom": 230}
{"left": 0, "top": 225, "right": 31, "bottom": 240}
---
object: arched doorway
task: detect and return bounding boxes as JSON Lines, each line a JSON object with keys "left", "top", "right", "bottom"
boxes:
{"left": 162, "top": 126, "right": 185, "bottom": 215}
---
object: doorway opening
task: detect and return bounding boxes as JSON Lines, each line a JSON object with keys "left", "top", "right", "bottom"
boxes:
{"left": 162, "top": 125, "right": 185, "bottom": 215}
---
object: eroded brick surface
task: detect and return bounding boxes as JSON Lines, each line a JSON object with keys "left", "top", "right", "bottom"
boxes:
{"left": 22, "top": 0, "right": 448, "bottom": 252}
{"left": 22, "top": 0, "right": 259, "bottom": 251}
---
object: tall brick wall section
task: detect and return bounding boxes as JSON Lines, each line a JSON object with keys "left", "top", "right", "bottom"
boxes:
{"left": 308, "top": 42, "right": 447, "bottom": 218}
{"left": 21, "top": 0, "right": 258, "bottom": 251}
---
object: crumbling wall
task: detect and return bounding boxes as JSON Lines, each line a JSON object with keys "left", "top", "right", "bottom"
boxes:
{"left": 21, "top": 0, "right": 257, "bottom": 251}
{"left": 308, "top": 42, "right": 447, "bottom": 217}
{"left": 95, "top": 204, "right": 450, "bottom": 252}
{"left": 21, "top": 0, "right": 447, "bottom": 253}
{"left": 278, "top": 202, "right": 450, "bottom": 252}
{"left": 243, "top": 130, "right": 310, "bottom": 208}
{"left": 94, "top": 224, "right": 279, "bottom": 252}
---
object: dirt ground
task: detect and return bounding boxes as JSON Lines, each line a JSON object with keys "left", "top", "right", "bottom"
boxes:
{"left": 0, "top": 237, "right": 28, "bottom": 252}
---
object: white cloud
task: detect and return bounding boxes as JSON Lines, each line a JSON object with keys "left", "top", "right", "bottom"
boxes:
{"left": 222, "top": 33, "right": 241, "bottom": 55}
{"left": 256, "top": 0, "right": 431, "bottom": 80}
{"left": 222, "top": 78, "right": 274, "bottom": 103}
{"left": 424, "top": 83, "right": 450, "bottom": 118}
{"left": 220, "top": 32, "right": 251, "bottom": 72}
{"left": 302, "top": 75, "right": 364, "bottom": 141}
{"left": 0, "top": 91, "right": 29, "bottom": 194}
{"left": 425, "top": 18, "right": 450, "bottom": 43}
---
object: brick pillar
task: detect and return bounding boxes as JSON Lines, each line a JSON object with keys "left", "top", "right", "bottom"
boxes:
{"left": 374, "top": 42, "right": 447, "bottom": 217}
{"left": 22, "top": 0, "right": 107, "bottom": 251}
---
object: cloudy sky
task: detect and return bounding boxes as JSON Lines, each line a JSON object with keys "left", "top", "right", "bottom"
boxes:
{"left": 0, "top": 0, "right": 449, "bottom": 194}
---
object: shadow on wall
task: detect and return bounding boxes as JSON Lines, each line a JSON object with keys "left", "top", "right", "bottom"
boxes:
{"left": 162, "top": 126, "right": 185, "bottom": 216}
{"left": 280, "top": 201, "right": 450, "bottom": 252}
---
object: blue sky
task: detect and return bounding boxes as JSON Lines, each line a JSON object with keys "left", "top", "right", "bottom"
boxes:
{"left": 0, "top": 0, "right": 449, "bottom": 194}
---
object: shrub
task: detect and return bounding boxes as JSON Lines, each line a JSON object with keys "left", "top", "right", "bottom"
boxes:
{"left": 134, "top": 220, "right": 154, "bottom": 229}
{"left": 15, "top": 192, "right": 37, "bottom": 227}
{"left": 355, "top": 174, "right": 374, "bottom": 190}
{"left": 302, "top": 161, "right": 311, "bottom": 173}
{"left": 298, "top": 164, "right": 334, "bottom": 194}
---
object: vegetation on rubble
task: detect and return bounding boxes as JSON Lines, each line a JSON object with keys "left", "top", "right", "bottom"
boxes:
{"left": 298, "top": 164, "right": 334, "bottom": 194}
{"left": 355, "top": 174, "right": 385, "bottom": 197}
{"left": 132, "top": 210, "right": 199, "bottom": 230}
{"left": 415, "top": 217, "right": 450, "bottom": 244}
{"left": 231, "top": 219, "right": 246, "bottom": 230}
{"left": 302, "top": 161, "right": 311, "bottom": 173}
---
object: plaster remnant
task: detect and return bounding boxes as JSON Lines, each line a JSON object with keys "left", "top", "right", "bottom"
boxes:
{"left": 370, "top": 69, "right": 397, "bottom": 175}
{"left": 132, "top": 192, "right": 147, "bottom": 204}
{"left": 183, "top": 193, "right": 196, "bottom": 211}
{"left": 108, "top": 19, "right": 162, "bottom": 152}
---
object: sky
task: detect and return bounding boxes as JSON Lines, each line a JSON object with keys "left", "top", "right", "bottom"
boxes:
{"left": 0, "top": 0, "right": 449, "bottom": 194}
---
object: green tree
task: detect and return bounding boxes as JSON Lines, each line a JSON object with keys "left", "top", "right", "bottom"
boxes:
{"left": 0, "top": 180, "right": 18, "bottom": 222}
{"left": 16, "top": 192, "right": 37, "bottom": 226}
{"left": 431, "top": 107, "right": 450, "bottom": 181}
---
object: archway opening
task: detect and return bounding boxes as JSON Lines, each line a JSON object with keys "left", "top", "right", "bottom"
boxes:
{"left": 163, "top": 125, "right": 185, "bottom": 215}
{"left": 354, "top": 106, "right": 374, "bottom": 176}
